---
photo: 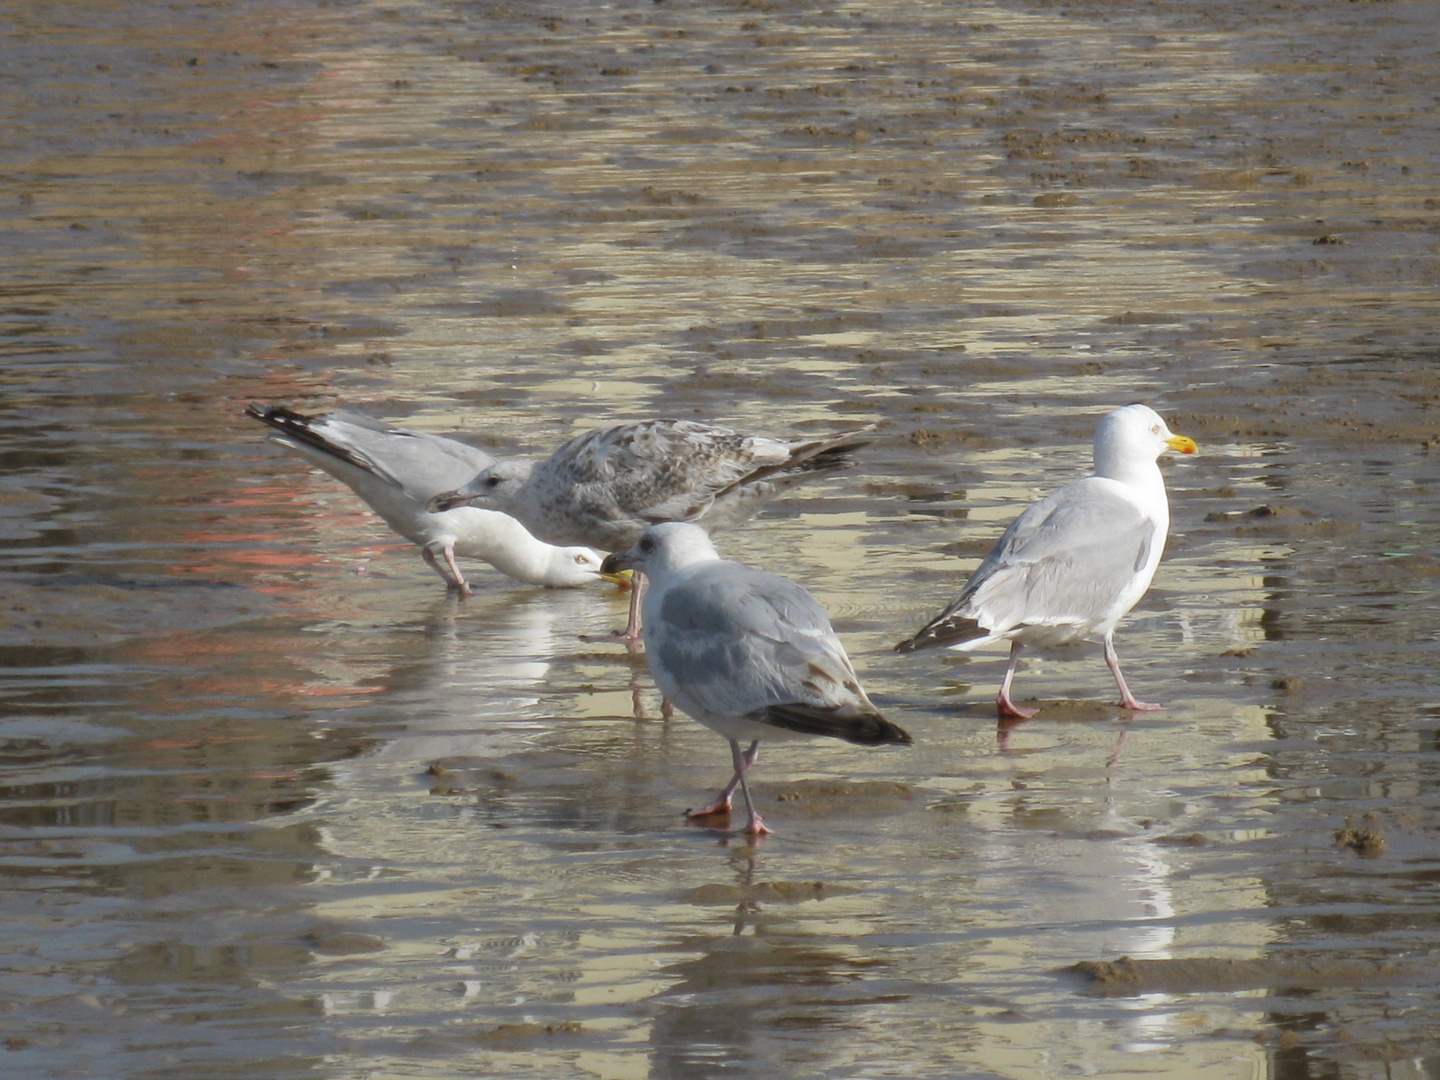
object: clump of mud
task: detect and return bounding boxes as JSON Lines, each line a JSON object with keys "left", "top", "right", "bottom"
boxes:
{"left": 763, "top": 779, "right": 922, "bottom": 817}
{"left": 1334, "top": 812, "right": 1388, "bottom": 857}
{"left": 1066, "top": 954, "right": 1410, "bottom": 996}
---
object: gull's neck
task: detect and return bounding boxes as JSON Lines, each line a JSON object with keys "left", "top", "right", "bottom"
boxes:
{"left": 1093, "top": 441, "right": 1168, "bottom": 508}
{"left": 454, "top": 508, "right": 570, "bottom": 585}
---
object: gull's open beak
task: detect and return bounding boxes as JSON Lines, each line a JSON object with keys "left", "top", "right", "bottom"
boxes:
{"left": 600, "top": 568, "right": 634, "bottom": 590}
{"left": 1165, "top": 433, "right": 1198, "bottom": 455}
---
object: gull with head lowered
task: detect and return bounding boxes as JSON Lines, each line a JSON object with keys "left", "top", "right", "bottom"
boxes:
{"left": 602, "top": 522, "right": 911, "bottom": 836}
{"left": 896, "top": 403, "right": 1197, "bottom": 718}
{"left": 247, "top": 404, "right": 622, "bottom": 594}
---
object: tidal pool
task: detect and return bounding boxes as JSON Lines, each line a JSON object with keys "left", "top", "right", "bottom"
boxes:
{"left": 3, "top": 0, "right": 1439, "bottom": 1076}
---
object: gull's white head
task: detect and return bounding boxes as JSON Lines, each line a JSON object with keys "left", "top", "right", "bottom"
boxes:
{"left": 1093, "top": 404, "right": 1197, "bottom": 481}
{"left": 470, "top": 458, "right": 533, "bottom": 499}
{"left": 600, "top": 522, "right": 719, "bottom": 579}
{"left": 548, "top": 545, "right": 630, "bottom": 588}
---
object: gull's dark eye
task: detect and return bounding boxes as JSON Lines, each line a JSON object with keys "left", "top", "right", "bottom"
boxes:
{"left": 485, "top": 476, "right": 502, "bottom": 489}
{"left": 639, "top": 534, "right": 656, "bottom": 554}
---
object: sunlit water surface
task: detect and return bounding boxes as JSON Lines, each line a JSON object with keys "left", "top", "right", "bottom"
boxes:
{"left": 3, "top": 0, "right": 1440, "bottom": 1076}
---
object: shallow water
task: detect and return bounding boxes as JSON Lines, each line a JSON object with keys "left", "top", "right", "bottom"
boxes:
{"left": 4, "top": 0, "right": 1440, "bottom": 1076}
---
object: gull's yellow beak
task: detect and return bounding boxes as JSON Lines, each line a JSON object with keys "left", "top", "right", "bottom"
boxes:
{"left": 1165, "top": 433, "right": 1198, "bottom": 455}
{"left": 601, "top": 568, "right": 634, "bottom": 590}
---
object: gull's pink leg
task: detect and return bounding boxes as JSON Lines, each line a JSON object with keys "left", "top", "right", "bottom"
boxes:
{"left": 421, "top": 547, "right": 449, "bottom": 583}
{"left": 731, "top": 738, "right": 772, "bottom": 837}
{"left": 440, "top": 545, "right": 473, "bottom": 597}
{"left": 422, "top": 547, "right": 472, "bottom": 596}
{"left": 619, "top": 571, "right": 645, "bottom": 642}
{"left": 686, "top": 741, "right": 759, "bottom": 819}
{"left": 997, "top": 641, "right": 1038, "bottom": 719}
{"left": 1104, "top": 635, "right": 1162, "bottom": 711}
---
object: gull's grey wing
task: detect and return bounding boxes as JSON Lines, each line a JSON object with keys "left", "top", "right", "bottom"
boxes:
{"left": 901, "top": 477, "right": 1157, "bottom": 649}
{"left": 317, "top": 413, "right": 496, "bottom": 501}
{"left": 650, "top": 563, "right": 897, "bottom": 742}
{"left": 248, "top": 405, "right": 495, "bottom": 503}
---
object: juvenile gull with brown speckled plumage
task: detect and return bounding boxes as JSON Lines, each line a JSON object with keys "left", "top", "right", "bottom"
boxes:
{"left": 430, "top": 419, "right": 874, "bottom": 635}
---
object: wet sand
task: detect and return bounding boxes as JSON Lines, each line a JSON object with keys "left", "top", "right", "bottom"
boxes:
{"left": 3, "top": 0, "right": 1440, "bottom": 1076}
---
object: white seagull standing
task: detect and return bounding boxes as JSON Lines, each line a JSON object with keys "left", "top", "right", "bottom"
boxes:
{"left": 430, "top": 419, "right": 874, "bottom": 637}
{"left": 246, "top": 404, "right": 622, "bottom": 594}
{"left": 896, "top": 404, "right": 1198, "bottom": 718}
{"left": 602, "top": 522, "right": 911, "bottom": 836}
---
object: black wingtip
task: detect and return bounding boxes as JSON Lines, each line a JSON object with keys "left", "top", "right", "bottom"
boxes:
{"left": 895, "top": 614, "right": 983, "bottom": 655}
{"left": 895, "top": 632, "right": 950, "bottom": 654}
{"left": 880, "top": 717, "right": 914, "bottom": 746}
{"left": 838, "top": 711, "right": 913, "bottom": 746}
{"left": 758, "top": 703, "right": 912, "bottom": 746}
{"left": 245, "top": 403, "right": 378, "bottom": 476}
{"left": 245, "top": 402, "right": 315, "bottom": 429}
{"left": 790, "top": 437, "right": 873, "bottom": 476}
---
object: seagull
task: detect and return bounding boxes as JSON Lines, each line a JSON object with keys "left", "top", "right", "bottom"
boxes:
{"left": 246, "top": 404, "right": 624, "bottom": 594}
{"left": 429, "top": 419, "right": 874, "bottom": 636}
{"left": 895, "top": 403, "right": 1198, "bottom": 718}
{"left": 601, "top": 522, "right": 911, "bottom": 836}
